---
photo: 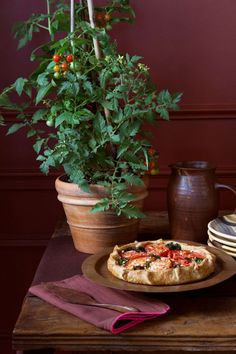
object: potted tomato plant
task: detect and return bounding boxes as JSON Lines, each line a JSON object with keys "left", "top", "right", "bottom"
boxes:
{"left": 0, "top": 0, "right": 182, "bottom": 253}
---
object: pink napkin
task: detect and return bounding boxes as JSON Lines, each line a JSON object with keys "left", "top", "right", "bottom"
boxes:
{"left": 29, "top": 275, "right": 169, "bottom": 334}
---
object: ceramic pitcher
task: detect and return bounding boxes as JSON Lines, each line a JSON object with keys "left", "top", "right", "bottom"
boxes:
{"left": 167, "top": 161, "right": 236, "bottom": 244}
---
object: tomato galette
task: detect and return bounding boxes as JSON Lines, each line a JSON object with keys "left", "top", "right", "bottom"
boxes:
{"left": 107, "top": 239, "right": 216, "bottom": 285}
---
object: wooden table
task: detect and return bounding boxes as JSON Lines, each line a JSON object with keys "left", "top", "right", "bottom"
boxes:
{"left": 13, "top": 212, "right": 236, "bottom": 354}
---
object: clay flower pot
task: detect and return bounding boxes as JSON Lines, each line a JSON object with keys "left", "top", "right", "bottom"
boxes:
{"left": 55, "top": 175, "right": 148, "bottom": 254}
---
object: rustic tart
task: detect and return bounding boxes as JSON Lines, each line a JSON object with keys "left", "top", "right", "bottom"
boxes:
{"left": 107, "top": 239, "right": 216, "bottom": 285}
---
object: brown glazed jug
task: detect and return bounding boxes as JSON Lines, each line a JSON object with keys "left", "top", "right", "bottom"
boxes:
{"left": 167, "top": 161, "right": 236, "bottom": 244}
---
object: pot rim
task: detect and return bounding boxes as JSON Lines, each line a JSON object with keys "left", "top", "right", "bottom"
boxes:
{"left": 169, "top": 160, "right": 216, "bottom": 171}
{"left": 55, "top": 174, "right": 148, "bottom": 198}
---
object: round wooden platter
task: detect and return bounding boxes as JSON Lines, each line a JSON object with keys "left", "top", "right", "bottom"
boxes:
{"left": 82, "top": 241, "right": 236, "bottom": 293}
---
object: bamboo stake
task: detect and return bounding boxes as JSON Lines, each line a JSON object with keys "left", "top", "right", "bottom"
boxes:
{"left": 86, "top": 0, "right": 111, "bottom": 121}
{"left": 70, "top": 0, "right": 75, "bottom": 32}
{"left": 86, "top": 0, "right": 101, "bottom": 59}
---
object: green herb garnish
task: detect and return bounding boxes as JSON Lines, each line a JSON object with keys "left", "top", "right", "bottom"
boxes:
{"left": 133, "top": 265, "right": 145, "bottom": 270}
{"left": 150, "top": 254, "right": 161, "bottom": 259}
{"left": 135, "top": 246, "right": 146, "bottom": 252}
{"left": 194, "top": 257, "right": 204, "bottom": 264}
{"left": 166, "top": 242, "right": 182, "bottom": 250}
{"left": 116, "top": 257, "right": 129, "bottom": 266}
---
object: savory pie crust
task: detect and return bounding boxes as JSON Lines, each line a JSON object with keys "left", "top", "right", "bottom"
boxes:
{"left": 107, "top": 239, "right": 216, "bottom": 285}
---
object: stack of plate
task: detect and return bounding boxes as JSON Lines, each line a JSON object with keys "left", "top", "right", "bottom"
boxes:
{"left": 207, "top": 214, "right": 236, "bottom": 257}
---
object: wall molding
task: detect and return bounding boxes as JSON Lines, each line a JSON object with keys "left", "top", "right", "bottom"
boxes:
{"left": 0, "top": 166, "right": 235, "bottom": 191}
{"left": 0, "top": 165, "right": 235, "bottom": 177}
{"left": 170, "top": 104, "right": 236, "bottom": 120}
{"left": 2, "top": 104, "right": 236, "bottom": 123}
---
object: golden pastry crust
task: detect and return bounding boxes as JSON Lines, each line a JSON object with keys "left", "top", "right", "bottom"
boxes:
{"left": 107, "top": 239, "right": 216, "bottom": 285}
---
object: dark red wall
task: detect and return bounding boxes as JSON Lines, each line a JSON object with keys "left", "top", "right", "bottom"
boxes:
{"left": 0, "top": 1, "right": 236, "bottom": 353}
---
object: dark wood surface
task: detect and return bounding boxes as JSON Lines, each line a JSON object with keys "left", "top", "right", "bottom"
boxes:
{"left": 12, "top": 212, "right": 236, "bottom": 353}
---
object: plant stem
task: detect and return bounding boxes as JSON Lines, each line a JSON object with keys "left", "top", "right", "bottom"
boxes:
{"left": 46, "top": 0, "right": 54, "bottom": 40}
{"left": 36, "top": 23, "right": 49, "bottom": 31}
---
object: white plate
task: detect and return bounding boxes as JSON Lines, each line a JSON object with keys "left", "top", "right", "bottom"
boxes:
{"left": 207, "top": 238, "right": 236, "bottom": 257}
{"left": 208, "top": 230, "right": 236, "bottom": 253}
{"left": 208, "top": 216, "right": 236, "bottom": 240}
{"left": 207, "top": 230, "right": 236, "bottom": 253}
{"left": 208, "top": 231, "right": 236, "bottom": 255}
{"left": 221, "top": 214, "right": 236, "bottom": 226}
{"left": 207, "top": 229, "right": 236, "bottom": 247}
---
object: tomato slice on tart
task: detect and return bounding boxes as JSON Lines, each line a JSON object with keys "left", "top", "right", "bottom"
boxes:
{"left": 120, "top": 249, "right": 147, "bottom": 259}
{"left": 125, "top": 256, "right": 151, "bottom": 270}
{"left": 144, "top": 243, "right": 169, "bottom": 257}
{"left": 170, "top": 249, "right": 204, "bottom": 259}
{"left": 149, "top": 257, "right": 173, "bottom": 270}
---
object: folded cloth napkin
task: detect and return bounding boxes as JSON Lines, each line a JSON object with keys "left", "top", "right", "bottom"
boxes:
{"left": 29, "top": 275, "right": 169, "bottom": 334}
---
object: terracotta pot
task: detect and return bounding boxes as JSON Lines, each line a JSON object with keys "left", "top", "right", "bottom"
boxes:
{"left": 55, "top": 175, "right": 148, "bottom": 254}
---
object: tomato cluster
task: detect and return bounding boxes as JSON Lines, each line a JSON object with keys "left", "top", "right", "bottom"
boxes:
{"left": 52, "top": 53, "right": 78, "bottom": 79}
{"left": 146, "top": 147, "right": 159, "bottom": 175}
{"left": 95, "top": 11, "right": 112, "bottom": 29}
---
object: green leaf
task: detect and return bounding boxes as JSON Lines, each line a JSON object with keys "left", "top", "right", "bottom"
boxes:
{"left": 118, "top": 192, "right": 135, "bottom": 204}
{"left": 99, "top": 69, "right": 111, "bottom": 88}
{"left": 113, "top": 109, "right": 124, "bottom": 123}
{"left": 0, "top": 94, "right": 18, "bottom": 110}
{"left": 129, "top": 120, "right": 141, "bottom": 137}
{"left": 32, "top": 109, "right": 47, "bottom": 123}
{"left": 172, "top": 92, "right": 183, "bottom": 104}
{"left": 131, "top": 55, "right": 142, "bottom": 62}
{"left": 7, "top": 123, "right": 25, "bottom": 135}
{"left": 27, "top": 129, "right": 37, "bottom": 138}
{"left": 94, "top": 112, "right": 106, "bottom": 133}
{"left": 156, "top": 107, "right": 169, "bottom": 120}
{"left": 111, "top": 134, "right": 120, "bottom": 143}
{"left": 120, "top": 205, "right": 145, "bottom": 219}
{"left": 55, "top": 112, "right": 74, "bottom": 127}
{"left": 122, "top": 173, "right": 144, "bottom": 186}
{"left": 91, "top": 198, "right": 110, "bottom": 213}
{"left": 36, "top": 155, "right": 46, "bottom": 161}
{"left": 25, "top": 85, "right": 32, "bottom": 98}
{"left": 0, "top": 114, "right": 5, "bottom": 126}
{"left": 117, "top": 141, "right": 130, "bottom": 158}
{"left": 33, "top": 138, "right": 45, "bottom": 154}
{"left": 101, "top": 100, "right": 114, "bottom": 110}
{"left": 83, "top": 81, "right": 93, "bottom": 94}
{"left": 35, "top": 84, "right": 52, "bottom": 105}
{"left": 78, "top": 180, "right": 90, "bottom": 193}
{"left": 15, "top": 78, "right": 26, "bottom": 96}
{"left": 37, "top": 73, "right": 49, "bottom": 86}
{"left": 18, "top": 35, "right": 28, "bottom": 49}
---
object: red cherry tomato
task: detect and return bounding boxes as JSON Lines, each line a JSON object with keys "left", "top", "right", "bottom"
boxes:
{"left": 61, "top": 62, "right": 69, "bottom": 71}
{"left": 148, "top": 148, "right": 155, "bottom": 156}
{"left": 66, "top": 54, "right": 73, "bottom": 63}
{"left": 148, "top": 161, "right": 155, "bottom": 170}
{"left": 52, "top": 54, "right": 61, "bottom": 62}
{"left": 96, "top": 12, "right": 104, "bottom": 21}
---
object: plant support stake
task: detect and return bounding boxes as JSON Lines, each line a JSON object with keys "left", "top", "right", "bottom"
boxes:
{"left": 86, "top": 0, "right": 101, "bottom": 59}
{"left": 70, "top": 0, "right": 75, "bottom": 32}
{"left": 86, "top": 0, "right": 111, "bottom": 123}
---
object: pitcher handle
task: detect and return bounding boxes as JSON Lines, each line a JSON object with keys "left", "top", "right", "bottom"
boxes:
{"left": 215, "top": 183, "right": 236, "bottom": 213}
